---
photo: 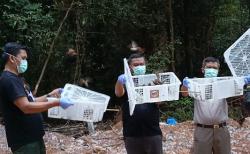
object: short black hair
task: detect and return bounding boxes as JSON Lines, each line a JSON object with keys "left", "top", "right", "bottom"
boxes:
{"left": 1, "top": 42, "right": 29, "bottom": 65}
{"left": 128, "top": 53, "right": 145, "bottom": 65}
{"left": 202, "top": 57, "right": 220, "bottom": 68}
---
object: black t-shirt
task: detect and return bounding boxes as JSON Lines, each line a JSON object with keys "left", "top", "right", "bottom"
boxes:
{"left": 121, "top": 92, "right": 162, "bottom": 137}
{"left": 0, "top": 71, "right": 45, "bottom": 148}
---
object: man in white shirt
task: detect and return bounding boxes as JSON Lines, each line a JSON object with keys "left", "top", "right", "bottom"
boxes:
{"left": 181, "top": 57, "right": 230, "bottom": 154}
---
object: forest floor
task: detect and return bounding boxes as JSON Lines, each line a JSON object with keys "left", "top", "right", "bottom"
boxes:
{"left": 0, "top": 118, "right": 250, "bottom": 154}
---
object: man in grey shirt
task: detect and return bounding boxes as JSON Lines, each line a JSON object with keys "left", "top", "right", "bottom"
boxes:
{"left": 181, "top": 57, "right": 230, "bottom": 154}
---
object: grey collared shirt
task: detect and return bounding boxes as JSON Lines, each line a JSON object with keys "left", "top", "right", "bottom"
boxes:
{"left": 194, "top": 98, "right": 228, "bottom": 125}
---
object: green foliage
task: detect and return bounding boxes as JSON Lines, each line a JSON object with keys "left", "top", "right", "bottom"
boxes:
{"left": 0, "top": 0, "right": 55, "bottom": 92}
{"left": 212, "top": 0, "right": 249, "bottom": 57}
{"left": 0, "top": 0, "right": 249, "bottom": 121}
{"left": 0, "top": 0, "right": 55, "bottom": 44}
{"left": 85, "top": 0, "right": 138, "bottom": 27}
{"left": 228, "top": 105, "right": 245, "bottom": 120}
{"left": 147, "top": 44, "right": 171, "bottom": 73}
{"left": 160, "top": 97, "right": 194, "bottom": 122}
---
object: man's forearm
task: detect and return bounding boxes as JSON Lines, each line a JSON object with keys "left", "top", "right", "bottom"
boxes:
{"left": 181, "top": 85, "right": 189, "bottom": 97}
{"left": 115, "top": 81, "right": 125, "bottom": 97}
{"left": 21, "top": 101, "right": 59, "bottom": 114}
{"left": 35, "top": 95, "right": 48, "bottom": 102}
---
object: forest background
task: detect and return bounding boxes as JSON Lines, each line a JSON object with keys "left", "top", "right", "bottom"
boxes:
{"left": 0, "top": 0, "right": 249, "bottom": 122}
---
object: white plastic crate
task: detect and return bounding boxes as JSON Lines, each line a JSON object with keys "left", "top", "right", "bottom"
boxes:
{"left": 224, "top": 28, "right": 250, "bottom": 77}
{"left": 124, "top": 58, "right": 181, "bottom": 115}
{"left": 48, "top": 84, "right": 110, "bottom": 122}
{"left": 186, "top": 77, "right": 245, "bottom": 100}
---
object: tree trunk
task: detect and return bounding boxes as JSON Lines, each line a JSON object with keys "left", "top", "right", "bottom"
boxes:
{"left": 33, "top": 0, "right": 74, "bottom": 95}
{"left": 183, "top": 0, "right": 194, "bottom": 76}
{"left": 166, "top": 0, "right": 176, "bottom": 72}
{"left": 74, "top": 2, "right": 86, "bottom": 84}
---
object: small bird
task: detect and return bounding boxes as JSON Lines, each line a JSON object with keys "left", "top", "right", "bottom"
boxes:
{"left": 128, "top": 40, "right": 145, "bottom": 53}
{"left": 130, "top": 40, "right": 138, "bottom": 51}
{"left": 66, "top": 48, "right": 78, "bottom": 57}
{"left": 65, "top": 48, "right": 78, "bottom": 63}
{"left": 79, "top": 77, "right": 92, "bottom": 88}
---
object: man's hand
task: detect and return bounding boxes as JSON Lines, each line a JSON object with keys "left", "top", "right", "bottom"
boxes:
{"left": 48, "top": 88, "right": 63, "bottom": 98}
{"left": 182, "top": 77, "right": 190, "bottom": 88}
{"left": 244, "top": 75, "right": 250, "bottom": 84}
{"left": 118, "top": 74, "right": 126, "bottom": 85}
{"left": 59, "top": 97, "right": 74, "bottom": 109}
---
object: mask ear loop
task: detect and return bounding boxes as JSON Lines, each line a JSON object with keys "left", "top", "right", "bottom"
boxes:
{"left": 14, "top": 59, "right": 20, "bottom": 73}
{"left": 4, "top": 52, "right": 20, "bottom": 73}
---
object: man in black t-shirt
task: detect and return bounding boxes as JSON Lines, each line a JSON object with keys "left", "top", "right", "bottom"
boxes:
{"left": 0, "top": 42, "right": 74, "bottom": 153}
{"left": 115, "top": 53, "right": 163, "bottom": 154}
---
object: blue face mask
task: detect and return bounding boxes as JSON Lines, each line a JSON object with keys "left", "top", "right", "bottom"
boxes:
{"left": 5, "top": 52, "right": 28, "bottom": 74}
{"left": 17, "top": 59, "right": 28, "bottom": 73}
{"left": 133, "top": 65, "right": 146, "bottom": 75}
{"left": 204, "top": 68, "right": 218, "bottom": 78}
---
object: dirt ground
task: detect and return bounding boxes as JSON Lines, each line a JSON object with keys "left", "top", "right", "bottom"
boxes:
{"left": 0, "top": 118, "right": 250, "bottom": 154}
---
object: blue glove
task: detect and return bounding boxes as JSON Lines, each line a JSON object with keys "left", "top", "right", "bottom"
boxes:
{"left": 59, "top": 97, "right": 74, "bottom": 109}
{"left": 59, "top": 88, "right": 63, "bottom": 94}
{"left": 118, "top": 74, "right": 126, "bottom": 85}
{"left": 183, "top": 77, "right": 190, "bottom": 88}
{"left": 244, "top": 75, "right": 250, "bottom": 84}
